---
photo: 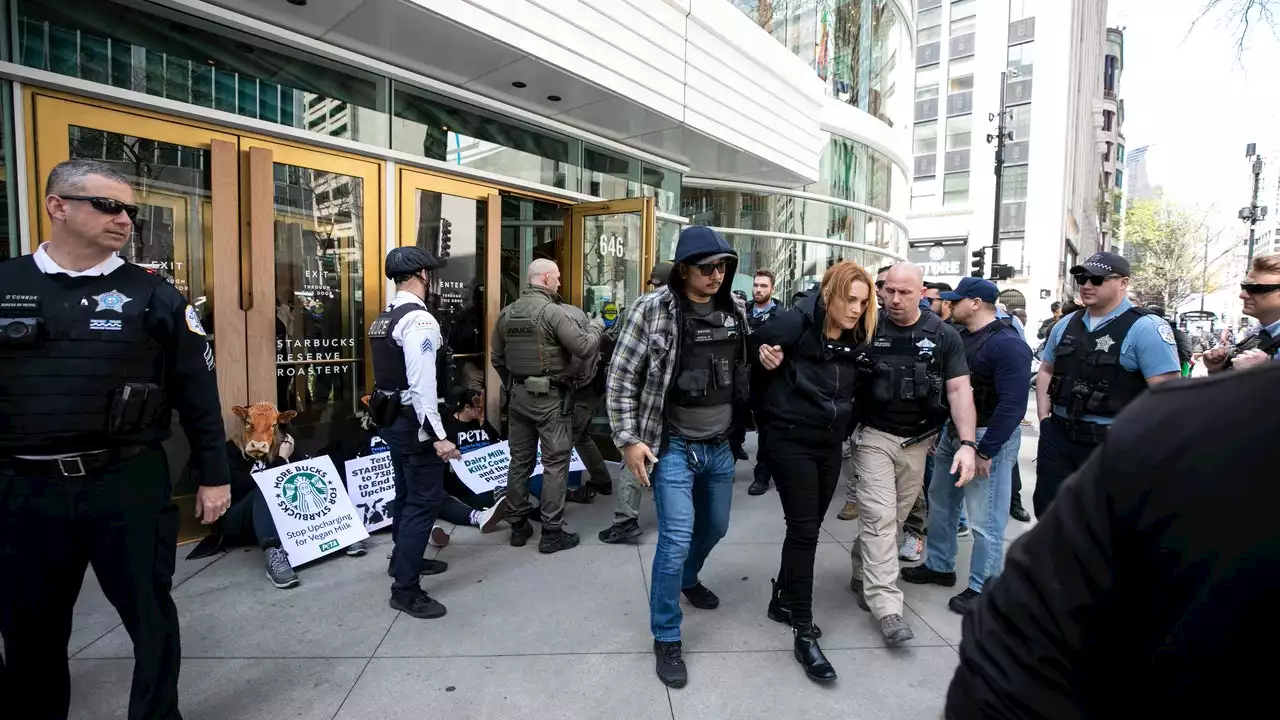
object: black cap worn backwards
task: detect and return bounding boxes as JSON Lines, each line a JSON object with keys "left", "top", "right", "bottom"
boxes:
{"left": 384, "top": 246, "right": 442, "bottom": 279}
{"left": 1070, "top": 251, "right": 1131, "bottom": 278}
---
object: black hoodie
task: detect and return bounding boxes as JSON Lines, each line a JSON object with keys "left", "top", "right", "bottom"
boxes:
{"left": 749, "top": 292, "right": 864, "bottom": 440}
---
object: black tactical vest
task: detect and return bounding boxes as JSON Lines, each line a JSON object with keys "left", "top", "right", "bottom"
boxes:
{"left": 0, "top": 257, "right": 166, "bottom": 454}
{"left": 368, "top": 301, "right": 452, "bottom": 394}
{"left": 963, "top": 321, "right": 1020, "bottom": 427}
{"left": 1234, "top": 327, "right": 1280, "bottom": 359}
{"left": 673, "top": 297, "right": 745, "bottom": 408}
{"left": 857, "top": 310, "right": 949, "bottom": 435}
{"left": 1049, "top": 308, "right": 1149, "bottom": 419}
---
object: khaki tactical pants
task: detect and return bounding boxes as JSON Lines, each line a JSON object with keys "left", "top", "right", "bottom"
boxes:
{"left": 849, "top": 425, "right": 932, "bottom": 618}
{"left": 506, "top": 385, "right": 573, "bottom": 530}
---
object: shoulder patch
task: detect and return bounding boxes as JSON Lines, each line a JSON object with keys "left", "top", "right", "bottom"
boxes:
{"left": 1157, "top": 322, "right": 1175, "bottom": 345}
{"left": 185, "top": 305, "right": 207, "bottom": 336}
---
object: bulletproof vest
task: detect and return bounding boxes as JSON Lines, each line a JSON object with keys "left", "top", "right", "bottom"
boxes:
{"left": 857, "top": 310, "right": 949, "bottom": 435}
{"left": 500, "top": 290, "right": 565, "bottom": 379}
{"left": 368, "top": 302, "right": 452, "bottom": 393}
{"left": 1234, "top": 328, "right": 1280, "bottom": 359}
{"left": 999, "top": 315, "right": 1014, "bottom": 328}
{"left": 1049, "top": 308, "right": 1149, "bottom": 419}
{"left": 964, "top": 321, "right": 1019, "bottom": 427}
{"left": 673, "top": 297, "right": 744, "bottom": 408}
{"left": 0, "top": 257, "right": 167, "bottom": 454}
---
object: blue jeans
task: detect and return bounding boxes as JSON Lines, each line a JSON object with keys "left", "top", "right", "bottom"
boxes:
{"left": 649, "top": 434, "right": 736, "bottom": 642}
{"left": 924, "top": 426, "right": 1019, "bottom": 593}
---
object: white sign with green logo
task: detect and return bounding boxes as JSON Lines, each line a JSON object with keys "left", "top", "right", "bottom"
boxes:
{"left": 252, "top": 455, "right": 370, "bottom": 567}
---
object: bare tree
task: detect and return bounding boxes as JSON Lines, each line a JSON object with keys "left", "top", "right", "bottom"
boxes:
{"left": 1195, "top": 0, "right": 1280, "bottom": 55}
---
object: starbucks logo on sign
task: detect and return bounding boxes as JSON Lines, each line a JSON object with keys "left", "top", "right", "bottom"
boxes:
{"left": 273, "top": 464, "right": 340, "bottom": 522}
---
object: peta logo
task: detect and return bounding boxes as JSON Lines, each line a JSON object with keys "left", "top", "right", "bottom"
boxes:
{"left": 457, "top": 429, "right": 490, "bottom": 446}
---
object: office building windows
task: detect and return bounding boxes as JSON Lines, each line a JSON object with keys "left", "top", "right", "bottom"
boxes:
{"left": 1009, "top": 0, "right": 1040, "bottom": 21}
{"left": 1102, "top": 109, "right": 1115, "bottom": 131}
{"left": 948, "top": 57, "right": 974, "bottom": 93}
{"left": 1008, "top": 42, "right": 1035, "bottom": 78}
{"left": 946, "top": 115, "right": 971, "bottom": 150}
{"left": 1002, "top": 166, "right": 1029, "bottom": 203}
{"left": 943, "top": 173, "right": 969, "bottom": 206}
{"left": 1008, "top": 104, "right": 1032, "bottom": 142}
{"left": 919, "top": 7, "right": 943, "bottom": 43}
{"left": 917, "top": 66, "right": 940, "bottom": 100}
{"left": 950, "top": 0, "right": 977, "bottom": 36}
{"left": 912, "top": 176, "right": 938, "bottom": 205}
{"left": 914, "top": 122, "right": 938, "bottom": 155}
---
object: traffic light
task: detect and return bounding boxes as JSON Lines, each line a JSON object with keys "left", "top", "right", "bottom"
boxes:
{"left": 438, "top": 218, "right": 452, "bottom": 259}
{"left": 970, "top": 248, "right": 986, "bottom": 278}
{"left": 992, "top": 263, "right": 1015, "bottom": 281}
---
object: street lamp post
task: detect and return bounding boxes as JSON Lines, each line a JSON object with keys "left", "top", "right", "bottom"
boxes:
{"left": 1241, "top": 143, "right": 1267, "bottom": 268}
{"left": 987, "top": 70, "right": 1014, "bottom": 276}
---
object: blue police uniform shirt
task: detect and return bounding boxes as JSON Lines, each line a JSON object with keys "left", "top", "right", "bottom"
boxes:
{"left": 1042, "top": 298, "right": 1181, "bottom": 424}
{"left": 995, "top": 307, "right": 1026, "bottom": 339}
{"left": 1261, "top": 318, "right": 1280, "bottom": 362}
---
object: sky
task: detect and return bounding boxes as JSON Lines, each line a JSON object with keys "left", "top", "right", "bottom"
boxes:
{"left": 1110, "top": 0, "right": 1280, "bottom": 231}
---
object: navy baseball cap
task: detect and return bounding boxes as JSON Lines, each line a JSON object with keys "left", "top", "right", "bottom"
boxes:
{"left": 1070, "top": 251, "right": 1131, "bottom": 278}
{"left": 939, "top": 276, "right": 999, "bottom": 304}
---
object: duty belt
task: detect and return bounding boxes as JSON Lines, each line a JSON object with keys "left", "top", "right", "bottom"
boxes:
{"left": 512, "top": 376, "right": 569, "bottom": 390}
{"left": 1051, "top": 415, "right": 1109, "bottom": 445}
{"left": 0, "top": 444, "right": 148, "bottom": 477}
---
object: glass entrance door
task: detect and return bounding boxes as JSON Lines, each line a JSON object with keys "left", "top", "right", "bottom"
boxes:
{"left": 29, "top": 92, "right": 241, "bottom": 540}
{"left": 567, "top": 197, "right": 656, "bottom": 328}
{"left": 242, "top": 139, "right": 382, "bottom": 460}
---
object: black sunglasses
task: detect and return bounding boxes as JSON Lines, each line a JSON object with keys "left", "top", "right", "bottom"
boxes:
{"left": 58, "top": 195, "right": 140, "bottom": 223}
{"left": 1074, "top": 274, "right": 1122, "bottom": 287}
{"left": 875, "top": 280, "right": 886, "bottom": 289}
{"left": 1241, "top": 282, "right": 1280, "bottom": 295}
{"left": 693, "top": 260, "right": 728, "bottom": 277}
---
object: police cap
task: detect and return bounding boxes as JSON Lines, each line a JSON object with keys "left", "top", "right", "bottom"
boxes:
{"left": 384, "top": 246, "right": 442, "bottom": 279}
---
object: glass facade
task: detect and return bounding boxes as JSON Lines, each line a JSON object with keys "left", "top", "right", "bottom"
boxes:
{"left": 815, "top": 135, "right": 895, "bottom": 212}
{"left": 15, "top": 0, "right": 679, "bottom": 207}
{"left": 732, "top": 0, "right": 911, "bottom": 128}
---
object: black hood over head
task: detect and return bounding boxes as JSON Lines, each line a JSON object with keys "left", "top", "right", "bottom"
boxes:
{"left": 668, "top": 225, "right": 738, "bottom": 304}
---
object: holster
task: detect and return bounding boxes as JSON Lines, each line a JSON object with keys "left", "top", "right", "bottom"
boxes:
{"left": 107, "top": 383, "right": 165, "bottom": 435}
{"left": 559, "top": 388, "right": 573, "bottom": 417}
{"left": 368, "top": 390, "right": 404, "bottom": 429}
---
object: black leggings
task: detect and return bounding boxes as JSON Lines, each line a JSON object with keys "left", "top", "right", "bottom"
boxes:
{"left": 765, "top": 424, "right": 842, "bottom": 625}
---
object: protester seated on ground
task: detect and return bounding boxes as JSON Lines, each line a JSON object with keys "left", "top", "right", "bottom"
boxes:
{"left": 441, "top": 386, "right": 509, "bottom": 533}
{"left": 190, "top": 402, "right": 368, "bottom": 590}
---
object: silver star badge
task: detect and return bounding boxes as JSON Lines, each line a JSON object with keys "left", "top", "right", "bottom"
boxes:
{"left": 92, "top": 290, "right": 132, "bottom": 313}
{"left": 1094, "top": 335, "right": 1115, "bottom": 352}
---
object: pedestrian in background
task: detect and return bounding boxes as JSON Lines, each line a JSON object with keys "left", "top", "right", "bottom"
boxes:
{"left": 746, "top": 267, "right": 781, "bottom": 497}
{"left": 751, "top": 261, "right": 875, "bottom": 682}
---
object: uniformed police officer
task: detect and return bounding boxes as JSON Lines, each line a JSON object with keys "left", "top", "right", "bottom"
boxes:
{"left": 0, "top": 159, "right": 231, "bottom": 719}
{"left": 848, "top": 262, "right": 976, "bottom": 646}
{"left": 368, "top": 246, "right": 459, "bottom": 620}
{"left": 491, "top": 259, "right": 602, "bottom": 553}
{"left": 1201, "top": 252, "right": 1280, "bottom": 373}
{"left": 1035, "top": 251, "right": 1181, "bottom": 517}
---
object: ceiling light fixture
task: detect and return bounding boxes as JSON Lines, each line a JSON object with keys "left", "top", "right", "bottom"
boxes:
{"left": 547, "top": 95, "right": 561, "bottom": 102}
{"left": 511, "top": 81, "right": 527, "bottom": 89}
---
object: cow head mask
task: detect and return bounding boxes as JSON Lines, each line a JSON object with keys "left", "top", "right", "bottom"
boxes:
{"left": 231, "top": 402, "right": 297, "bottom": 461}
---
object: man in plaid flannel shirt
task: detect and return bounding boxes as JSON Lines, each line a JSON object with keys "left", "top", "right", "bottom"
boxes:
{"left": 606, "top": 226, "right": 750, "bottom": 689}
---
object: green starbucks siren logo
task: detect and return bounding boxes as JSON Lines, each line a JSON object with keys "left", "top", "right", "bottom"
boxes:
{"left": 273, "top": 465, "right": 340, "bottom": 521}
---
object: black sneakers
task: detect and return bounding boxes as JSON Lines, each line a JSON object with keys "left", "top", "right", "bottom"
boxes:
{"left": 598, "top": 519, "right": 642, "bottom": 544}
{"left": 510, "top": 518, "right": 534, "bottom": 547}
{"left": 901, "top": 564, "right": 957, "bottom": 587}
{"left": 681, "top": 582, "right": 720, "bottom": 609}
{"left": 747, "top": 477, "right": 770, "bottom": 496}
{"left": 948, "top": 587, "right": 981, "bottom": 615}
{"left": 390, "top": 588, "right": 446, "bottom": 619}
{"left": 538, "top": 529, "right": 580, "bottom": 554}
{"left": 653, "top": 640, "right": 688, "bottom": 688}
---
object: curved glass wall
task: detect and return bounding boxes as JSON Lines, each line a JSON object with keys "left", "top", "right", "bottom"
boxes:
{"left": 815, "top": 134, "right": 896, "bottom": 212}
{"left": 731, "top": 0, "right": 911, "bottom": 129}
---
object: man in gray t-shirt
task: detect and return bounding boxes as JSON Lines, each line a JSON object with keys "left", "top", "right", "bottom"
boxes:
{"left": 667, "top": 298, "right": 734, "bottom": 440}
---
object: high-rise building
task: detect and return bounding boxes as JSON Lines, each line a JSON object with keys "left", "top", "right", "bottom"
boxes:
{"left": 905, "top": 0, "right": 1110, "bottom": 321}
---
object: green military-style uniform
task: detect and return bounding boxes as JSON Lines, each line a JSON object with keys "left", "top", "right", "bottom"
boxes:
{"left": 491, "top": 284, "right": 602, "bottom": 539}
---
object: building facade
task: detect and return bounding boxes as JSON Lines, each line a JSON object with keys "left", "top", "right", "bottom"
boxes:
{"left": 0, "top": 0, "right": 913, "bottom": 530}
{"left": 905, "top": 0, "right": 1109, "bottom": 323}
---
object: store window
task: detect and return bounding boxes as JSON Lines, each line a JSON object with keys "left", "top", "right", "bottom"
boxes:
{"left": 640, "top": 163, "right": 681, "bottom": 215}
{"left": 392, "top": 82, "right": 577, "bottom": 190}
{"left": 17, "top": 0, "right": 389, "bottom": 146}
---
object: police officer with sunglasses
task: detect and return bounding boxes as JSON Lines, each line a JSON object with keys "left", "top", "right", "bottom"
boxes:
{"left": 1201, "top": 252, "right": 1280, "bottom": 373}
{"left": 1033, "top": 252, "right": 1181, "bottom": 517}
{"left": 0, "top": 159, "right": 231, "bottom": 719}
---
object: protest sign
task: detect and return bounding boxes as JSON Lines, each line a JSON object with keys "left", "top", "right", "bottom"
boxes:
{"left": 450, "top": 441, "right": 585, "bottom": 495}
{"left": 252, "top": 455, "right": 370, "bottom": 567}
{"left": 344, "top": 452, "right": 396, "bottom": 532}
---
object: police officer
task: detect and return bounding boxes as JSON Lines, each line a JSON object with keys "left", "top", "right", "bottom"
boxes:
{"left": 561, "top": 302, "right": 613, "bottom": 496}
{"left": 1201, "top": 252, "right": 1280, "bottom": 373}
{"left": 1035, "top": 251, "right": 1181, "bottom": 517}
{"left": 491, "top": 259, "right": 602, "bottom": 553}
{"left": 368, "top": 246, "right": 458, "bottom": 620}
{"left": 0, "top": 159, "right": 231, "bottom": 719}
{"left": 847, "top": 262, "right": 976, "bottom": 646}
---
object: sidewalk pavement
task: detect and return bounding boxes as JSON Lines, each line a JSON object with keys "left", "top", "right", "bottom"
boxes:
{"left": 58, "top": 427, "right": 1041, "bottom": 720}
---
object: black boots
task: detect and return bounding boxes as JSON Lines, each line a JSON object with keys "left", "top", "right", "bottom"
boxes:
{"left": 509, "top": 518, "right": 533, "bottom": 547}
{"left": 767, "top": 578, "right": 822, "bottom": 638}
{"left": 793, "top": 624, "right": 836, "bottom": 682}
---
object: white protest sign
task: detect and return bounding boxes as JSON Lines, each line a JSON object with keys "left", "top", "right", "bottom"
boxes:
{"left": 450, "top": 441, "right": 586, "bottom": 495}
{"left": 344, "top": 452, "right": 396, "bottom": 532}
{"left": 252, "top": 455, "right": 370, "bottom": 567}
